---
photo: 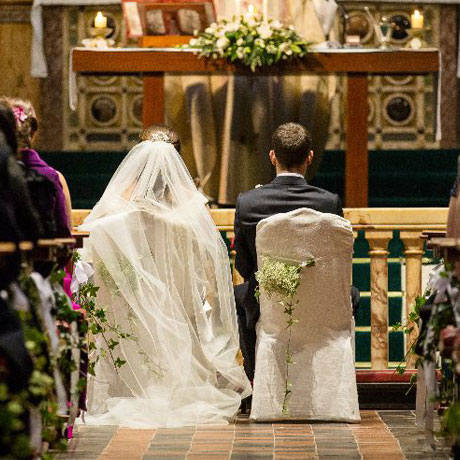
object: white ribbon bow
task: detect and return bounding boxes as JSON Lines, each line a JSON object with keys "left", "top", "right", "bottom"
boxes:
{"left": 71, "top": 260, "right": 95, "bottom": 294}
{"left": 427, "top": 263, "right": 459, "bottom": 305}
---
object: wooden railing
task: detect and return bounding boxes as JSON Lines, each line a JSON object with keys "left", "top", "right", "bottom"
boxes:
{"left": 72, "top": 208, "right": 448, "bottom": 371}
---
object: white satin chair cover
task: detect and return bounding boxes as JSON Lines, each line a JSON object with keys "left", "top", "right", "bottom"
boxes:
{"left": 251, "top": 208, "right": 360, "bottom": 422}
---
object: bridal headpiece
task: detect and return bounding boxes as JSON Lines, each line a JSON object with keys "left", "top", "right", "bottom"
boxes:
{"left": 149, "top": 131, "right": 170, "bottom": 143}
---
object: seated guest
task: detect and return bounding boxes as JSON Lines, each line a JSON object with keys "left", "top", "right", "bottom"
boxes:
{"left": 0, "top": 96, "right": 72, "bottom": 237}
{"left": 0, "top": 106, "right": 34, "bottom": 392}
{"left": 234, "top": 122, "right": 359, "bottom": 382}
{"left": 0, "top": 103, "right": 43, "bottom": 243}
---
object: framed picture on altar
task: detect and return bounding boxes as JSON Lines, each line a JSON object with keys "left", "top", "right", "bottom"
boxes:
{"left": 122, "top": 0, "right": 216, "bottom": 46}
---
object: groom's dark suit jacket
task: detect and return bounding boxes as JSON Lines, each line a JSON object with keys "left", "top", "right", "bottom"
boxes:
{"left": 234, "top": 175, "right": 344, "bottom": 329}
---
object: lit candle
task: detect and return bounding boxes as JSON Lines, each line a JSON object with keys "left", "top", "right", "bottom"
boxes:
{"left": 263, "top": 0, "right": 268, "bottom": 19}
{"left": 411, "top": 9, "right": 424, "bottom": 29}
{"left": 235, "top": 0, "right": 241, "bottom": 17}
{"left": 94, "top": 11, "right": 107, "bottom": 29}
{"left": 247, "top": 4, "right": 255, "bottom": 17}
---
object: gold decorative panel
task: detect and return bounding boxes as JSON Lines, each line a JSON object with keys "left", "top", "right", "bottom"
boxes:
{"left": 63, "top": 6, "right": 143, "bottom": 151}
{"left": 329, "top": 2, "right": 440, "bottom": 150}
{"left": 63, "top": 3, "right": 441, "bottom": 151}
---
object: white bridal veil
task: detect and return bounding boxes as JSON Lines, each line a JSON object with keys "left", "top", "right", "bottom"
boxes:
{"left": 81, "top": 139, "right": 251, "bottom": 427}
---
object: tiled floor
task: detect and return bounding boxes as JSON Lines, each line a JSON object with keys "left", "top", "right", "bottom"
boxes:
{"left": 57, "top": 411, "right": 451, "bottom": 460}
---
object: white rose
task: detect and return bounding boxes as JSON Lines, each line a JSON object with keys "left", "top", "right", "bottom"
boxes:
{"left": 236, "top": 47, "right": 245, "bottom": 59}
{"left": 205, "top": 23, "right": 218, "bottom": 34}
{"left": 237, "top": 38, "right": 244, "bottom": 46}
{"left": 257, "top": 23, "right": 273, "bottom": 39}
{"left": 189, "top": 38, "right": 199, "bottom": 46}
{"left": 216, "top": 36, "right": 230, "bottom": 50}
{"left": 271, "top": 20, "right": 282, "bottom": 30}
{"left": 224, "top": 22, "right": 239, "bottom": 33}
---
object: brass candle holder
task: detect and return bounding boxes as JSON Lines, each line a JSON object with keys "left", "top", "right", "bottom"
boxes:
{"left": 82, "top": 27, "right": 115, "bottom": 48}
{"left": 406, "top": 28, "right": 426, "bottom": 50}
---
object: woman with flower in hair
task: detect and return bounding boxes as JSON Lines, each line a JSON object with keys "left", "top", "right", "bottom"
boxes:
{"left": 0, "top": 96, "right": 72, "bottom": 238}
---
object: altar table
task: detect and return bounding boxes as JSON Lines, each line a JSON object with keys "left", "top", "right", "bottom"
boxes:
{"left": 72, "top": 48, "right": 439, "bottom": 207}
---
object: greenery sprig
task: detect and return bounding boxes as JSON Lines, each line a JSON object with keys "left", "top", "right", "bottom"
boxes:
{"left": 255, "top": 257, "right": 314, "bottom": 416}
{"left": 72, "top": 253, "right": 132, "bottom": 378}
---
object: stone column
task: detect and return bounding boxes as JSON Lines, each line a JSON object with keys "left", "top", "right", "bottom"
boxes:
{"left": 366, "top": 231, "right": 392, "bottom": 370}
{"left": 401, "top": 231, "right": 424, "bottom": 369}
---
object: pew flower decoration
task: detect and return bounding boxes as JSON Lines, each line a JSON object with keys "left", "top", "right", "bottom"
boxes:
{"left": 393, "top": 261, "right": 460, "bottom": 450}
{"left": 255, "top": 257, "right": 315, "bottom": 416}
{"left": 188, "top": 16, "right": 311, "bottom": 72}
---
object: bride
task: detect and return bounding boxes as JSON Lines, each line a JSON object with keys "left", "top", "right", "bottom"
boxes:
{"left": 80, "top": 126, "right": 251, "bottom": 428}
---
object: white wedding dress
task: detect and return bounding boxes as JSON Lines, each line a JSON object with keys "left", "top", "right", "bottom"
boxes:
{"left": 80, "top": 140, "right": 251, "bottom": 428}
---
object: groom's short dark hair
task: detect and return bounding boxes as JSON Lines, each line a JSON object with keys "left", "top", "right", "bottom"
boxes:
{"left": 272, "top": 123, "right": 312, "bottom": 168}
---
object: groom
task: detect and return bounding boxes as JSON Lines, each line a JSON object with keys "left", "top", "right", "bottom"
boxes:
{"left": 234, "top": 122, "right": 359, "bottom": 381}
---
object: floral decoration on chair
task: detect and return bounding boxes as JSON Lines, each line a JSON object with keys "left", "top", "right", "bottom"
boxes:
{"left": 255, "top": 256, "right": 315, "bottom": 416}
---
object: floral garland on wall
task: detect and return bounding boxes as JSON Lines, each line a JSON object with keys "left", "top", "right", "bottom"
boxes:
{"left": 255, "top": 257, "right": 314, "bottom": 416}
{"left": 188, "top": 15, "right": 311, "bottom": 72}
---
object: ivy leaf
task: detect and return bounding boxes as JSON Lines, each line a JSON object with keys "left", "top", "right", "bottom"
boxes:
{"left": 115, "top": 358, "right": 127, "bottom": 368}
{"left": 88, "top": 362, "right": 96, "bottom": 377}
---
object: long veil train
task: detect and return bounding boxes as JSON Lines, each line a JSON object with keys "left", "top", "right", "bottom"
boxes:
{"left": 80, "top": 140, "right": 251, "bottom": 428}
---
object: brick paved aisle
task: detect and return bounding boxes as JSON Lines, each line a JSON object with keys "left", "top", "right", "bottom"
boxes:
{"left": 57, "top": 411, "right": 451, "bottom": 460}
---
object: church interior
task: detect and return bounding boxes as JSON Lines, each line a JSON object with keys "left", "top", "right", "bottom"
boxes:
{"left": 1, "top": 0, "right": 460, "bottom": 458}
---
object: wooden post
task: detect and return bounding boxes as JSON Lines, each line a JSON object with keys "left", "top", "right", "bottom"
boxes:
{"left": 401, "top": 231, "right": 424, "bottom": 369}
{"left": 366, "top": 231, "right": 392, "bottom": 370}
{"left": 142, "top": 73, "right": 165, "bottom": 127}
{"left": 346, "top": 74, "right": 368, "bottom": 208}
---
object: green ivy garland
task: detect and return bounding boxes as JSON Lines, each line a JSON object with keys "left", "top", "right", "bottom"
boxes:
{"left": 0, "top": 251, "right": 135, "bottom": 459}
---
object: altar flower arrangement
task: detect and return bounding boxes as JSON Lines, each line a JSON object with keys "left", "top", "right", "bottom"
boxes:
{"left": 188, "top": 16, "right": 311, "bottom": 72}
{"left": 255, "top": 257, "right": 315, "bottom": 415}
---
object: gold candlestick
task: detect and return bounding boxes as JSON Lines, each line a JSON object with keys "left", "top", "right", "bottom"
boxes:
{"left": 406, "top": 28, "right": 426, "bottom": 49}
{"left": 82, "top": 28, "right": 114, "bottom": 48}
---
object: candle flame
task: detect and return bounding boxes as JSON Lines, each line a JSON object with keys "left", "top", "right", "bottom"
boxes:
{"left": 248, "top": 4, "right": 254, "bottom": 14}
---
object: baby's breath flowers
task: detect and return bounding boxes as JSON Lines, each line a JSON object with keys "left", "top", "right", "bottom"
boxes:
{"left": 187, "top": 16, "right": 311, "bottom": 72}
{"left": 255, "top": 257, "right": 315, "bottom": 415}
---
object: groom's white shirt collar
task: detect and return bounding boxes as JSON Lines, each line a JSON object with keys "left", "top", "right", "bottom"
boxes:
{"left": 277, "top": 172, "right": 305, "bottom": 179}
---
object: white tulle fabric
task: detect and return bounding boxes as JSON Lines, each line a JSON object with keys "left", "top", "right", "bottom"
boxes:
{"left": 251, "top": 208, "right": 360, "bottom": 422}
{"left": 80, "top": 141, "right": 251, "bottom": 428}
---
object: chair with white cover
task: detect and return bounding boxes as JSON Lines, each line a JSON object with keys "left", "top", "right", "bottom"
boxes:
{"left": 250, "top": 208, "right": 360, "bottom": 422}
